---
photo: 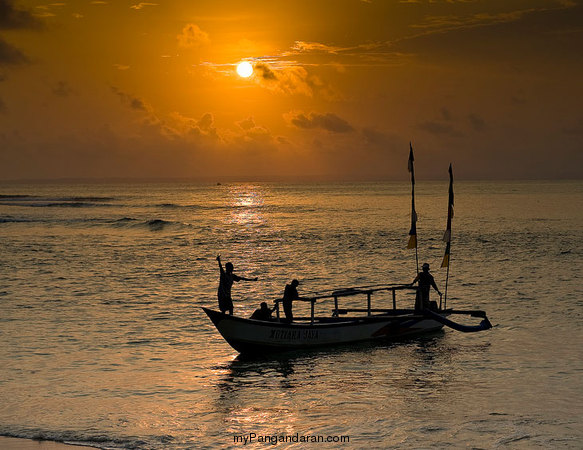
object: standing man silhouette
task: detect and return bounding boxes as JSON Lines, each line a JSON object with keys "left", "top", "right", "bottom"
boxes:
{"left": 412, "top": 263, "right": 441, "bottom": 311}
{"left": 216, "top": 255, "right": 258, "bottom": 315}
{"left": 282, "top": 279, "right": 302, "bottom": 322}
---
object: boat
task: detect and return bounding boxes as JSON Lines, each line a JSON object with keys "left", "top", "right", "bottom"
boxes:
{"left": 204, "top": 146, "right": 492, "bottom": 354}
{"left": 203, "top": 284, "right": 491, "bottom": 354}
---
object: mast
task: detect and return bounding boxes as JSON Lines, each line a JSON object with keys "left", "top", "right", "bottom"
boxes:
{"left": 407, "top": 143, "right": 419, "bottom": 274}
{"left": 441, "top": 163, "right": 454, "bottom": 309}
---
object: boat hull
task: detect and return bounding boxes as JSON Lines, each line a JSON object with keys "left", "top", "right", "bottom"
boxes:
{"left": 202, "top": 307, "right": 445, "bottom": 354}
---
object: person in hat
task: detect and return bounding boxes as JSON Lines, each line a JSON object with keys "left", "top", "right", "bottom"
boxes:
{"left": 411, "top": 263, "right": 441, "bottom": 311}
{"left": 216, "top": 255, "right": 258, "bottom": 315}
{"left": 282, "top": 279, "right": 302, "bottom": 322}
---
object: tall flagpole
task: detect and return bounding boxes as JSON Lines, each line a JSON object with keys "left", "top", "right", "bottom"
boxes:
{"left": 407, "top": 143, "right": 419, "bottom": 274}
{"left": 441, "top": 163, "right": 454, "bottom": 310}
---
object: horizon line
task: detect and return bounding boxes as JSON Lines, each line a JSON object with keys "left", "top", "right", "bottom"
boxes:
{"left": 1, "top": 176, "right": 582, "bottom": 184}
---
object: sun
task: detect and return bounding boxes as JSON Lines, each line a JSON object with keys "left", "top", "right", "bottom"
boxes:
{"left": 236, "top": 61, "right": 253, "bottom": 78}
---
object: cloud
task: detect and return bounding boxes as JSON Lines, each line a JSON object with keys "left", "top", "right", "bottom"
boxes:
{"left": 285, "top": 111, "right": 354, "bottom": 133}
{"left": 34, "top": 3, "right": 67, "bottom": 18}
{"left": 561, "top": 122, "right": 583, "bottom": 136}
{"left": 468, "top": 113, "right": 486, "bottom": 131}
{"left": 194, "top": 113, "right": 217, "bottom": 138}
{"left": 236, "top": 117, "right": 256, "bottom": 131}
{"left": 130, "top": 3, "right": 158, "bottom": 10}
{"left": 168, "top": 112, "right": 219, "bottom": 140}
{"left": 285, "top": 40, "right": 412, "bottom": 68}
{"left": 418, "top": 120, "right": 457, "bottom": 136}
{"left": 254, "top": 63, "right": 277, "bottom": 81}
{"left": 0, "top": 0, "right": 42, "bottom": 30}
{"left": 52, "top": 81, "right": 73, "bottom": 97}
{"left": 441, "top": 107, "right": 453, "bottom": 121}
{"left": 291, "top": 41, "right": 346, "bottom": 54}
{"left": 0, "top": 38, "right": 28, "bottom": 65}
{"left": 253, "top": 62, "right": 335, "bottom": 98}
{"left": 0, "top": 1, "right": 43, "bottom": 66}
{"left": 511, "top": 95, "right": 527, "bottom": 105}
{"left": 361, "top": 127, "right": 400, "bottom": 150}
{"left": 235, "top": 116, "right": 272, "bottom": 142}
{"left": 409, "top": 9, "right": 538, "bottom": 33}
{"left": 177, "top": 24, "right": 210, "bottom": 49}
{"left": 396, "top": 2, "right": 581, "bottom": 59}
{"left": 111, "top": 86, "right": 150, "bottom": 112}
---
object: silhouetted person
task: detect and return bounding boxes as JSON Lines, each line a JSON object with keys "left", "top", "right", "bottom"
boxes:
{"left": 412, "top": 263, "right": 441, "bottom": 311}
{"left": 250, "top": 302, "right": 275, "bottom": 321}
{"left": 282, "top": 279, "right": 301, "bottom": 322}
{"left": 216, "top": 255, "right": 258, "bottom": 315}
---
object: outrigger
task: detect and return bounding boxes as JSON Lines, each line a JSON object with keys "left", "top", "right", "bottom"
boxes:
{"left": 204, "top": 146, "right": 492, "bottom": 354}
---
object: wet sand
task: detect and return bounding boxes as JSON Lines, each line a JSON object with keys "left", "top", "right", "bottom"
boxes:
{"left": 0, "top": 437, "right": 93, "bottom": 449}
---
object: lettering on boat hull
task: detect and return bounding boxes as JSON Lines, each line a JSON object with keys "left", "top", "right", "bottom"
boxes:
{"left": 269, "top": 329, "right": 319, "bottom": 340}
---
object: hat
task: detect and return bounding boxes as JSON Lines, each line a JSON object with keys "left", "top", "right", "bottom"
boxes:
{"left": 291, "top": 279, "right": 300, "bottom": 285}
{"left": 422, "top": 263, "right": 430, "bottom": 270}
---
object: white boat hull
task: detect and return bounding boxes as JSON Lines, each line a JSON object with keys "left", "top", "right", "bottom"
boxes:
{"left": 203, "top": 308, "right": 445, "bottom": 354}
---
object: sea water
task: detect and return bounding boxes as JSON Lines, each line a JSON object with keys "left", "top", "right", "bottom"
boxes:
{"left": 0, "top": 181, "right": 582, "bottom": 448}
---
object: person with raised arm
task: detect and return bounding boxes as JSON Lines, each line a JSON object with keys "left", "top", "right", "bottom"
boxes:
{"left": 216, "top": 255, "right": 258, "bottom": 315}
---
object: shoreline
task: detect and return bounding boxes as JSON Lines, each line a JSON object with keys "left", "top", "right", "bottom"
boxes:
{"left": 0, "top": 437, "right": 96, "bottom": 449}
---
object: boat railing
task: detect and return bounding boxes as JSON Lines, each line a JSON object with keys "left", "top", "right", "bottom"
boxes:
{"left": 273, "top": 284, "right": 419, "bottom": 324}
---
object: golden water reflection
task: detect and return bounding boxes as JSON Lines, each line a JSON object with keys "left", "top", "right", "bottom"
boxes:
{"left": 227, "top": 185, "right": 267, "bottom": 228}
{"left": 209, "top": 339, "right": 464, "bottom": 440}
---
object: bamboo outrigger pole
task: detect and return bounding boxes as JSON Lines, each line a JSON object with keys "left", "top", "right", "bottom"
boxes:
{"left": 407, "top": 143, "right": 419, "bottom": 274}
{"left": 441, "top": 163, "right": 454, "bottom": 310}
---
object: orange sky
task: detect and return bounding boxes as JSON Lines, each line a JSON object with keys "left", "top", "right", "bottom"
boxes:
{"left": 0, "top": 0, "right": 582, "bottom": 181}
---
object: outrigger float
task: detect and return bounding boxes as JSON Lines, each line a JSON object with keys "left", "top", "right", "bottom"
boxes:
{"left": 204, "top": 145, "right": 492, "bottom": 354}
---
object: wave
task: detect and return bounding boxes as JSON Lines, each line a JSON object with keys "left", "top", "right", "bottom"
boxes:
{"left": 0, "top": 201, "right": 115, "bottom": 208}
{"left": 0, "top": 195, "right": 114, "bottom": 201}
{"left": 0, "top": 195, "right": 116, "bottom": 208}
{"left": 114, "top": 217, "right": 138, "bottom": 223}
{"left": 1, "top": 215, "right": 186, "bottom": 231}
{"left": 112, "top": 217, "right": 188, "bottom": 231}
{"left": 2, "top": 195, "right": 316, "bottom": 213}
{"left": 0, "top": 217, "right": 34, "bottom": 223}
{"left": 146, "top": 219, "right": 169, "bottom": 230}
{"left": 0, "top": 430, "right": 142, "bottom": 450}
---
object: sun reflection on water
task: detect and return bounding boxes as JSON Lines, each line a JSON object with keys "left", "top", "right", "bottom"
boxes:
{"left": 228, "top": 185, "right": 266, "bottom": 228}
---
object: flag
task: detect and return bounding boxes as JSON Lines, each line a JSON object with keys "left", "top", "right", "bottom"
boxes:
{"left": 407, "top": 143, "right": 417, "bottom": 249}
{"left": 407, "top": 143, "right": 415, "bottom": 182}
{"left": 441, "top": 163, "right": 454, "bottom": 267}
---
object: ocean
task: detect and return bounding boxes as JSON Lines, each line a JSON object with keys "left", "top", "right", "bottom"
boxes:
{"left": 0, "top": 181, "right": 582, "bottom": 448}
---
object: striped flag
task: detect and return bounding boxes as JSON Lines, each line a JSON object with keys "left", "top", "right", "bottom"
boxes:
{"left": 441, "top": 163, "right": 454, "bottom": 267}
{"left": 407, "top": 143, "right": 417, "bottom": 249}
